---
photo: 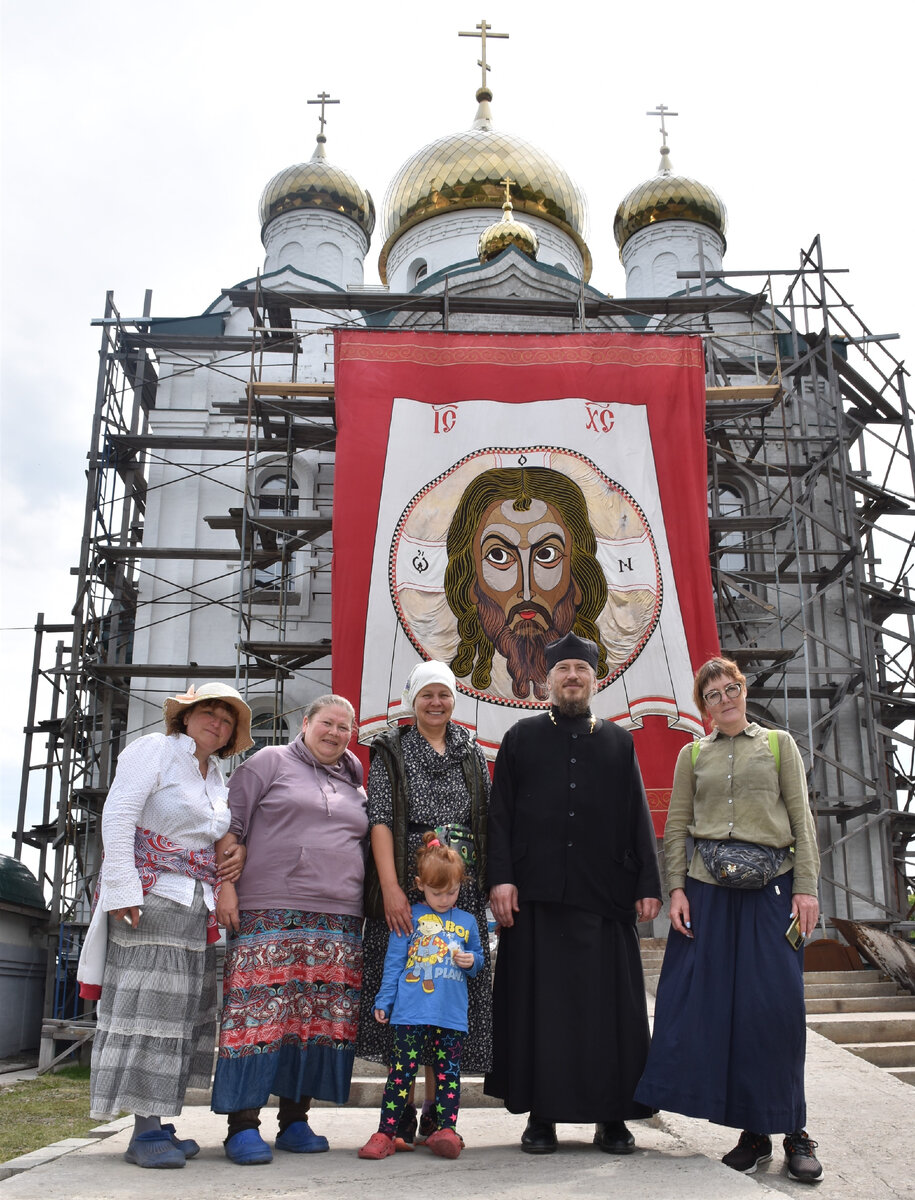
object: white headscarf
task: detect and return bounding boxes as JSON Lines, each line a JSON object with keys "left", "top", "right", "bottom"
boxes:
{"left": 403, "top": 660, "right": 458, "bottom": 711}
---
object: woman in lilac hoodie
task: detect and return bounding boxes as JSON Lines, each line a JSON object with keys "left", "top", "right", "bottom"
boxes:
{"left": 211, "top": 695, "right": 368, "bottom": 1165}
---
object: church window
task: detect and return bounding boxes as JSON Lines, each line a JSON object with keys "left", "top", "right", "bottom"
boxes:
{"left": 710, "top": 484, "right": 749, "bottom": 579}
{"left": 254, "top": 472, "right": 299, "bottom": 594}
{"left": 317, "top": 241, "right": 344, "bottom": 285}
{"left": 242, "top": 710, "right": 289, "bottom": 761}
{"left": 408, "top": 258, "right": 428, "bottom": 288}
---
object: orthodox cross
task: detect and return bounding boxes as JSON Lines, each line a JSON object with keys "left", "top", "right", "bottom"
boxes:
{"left": 308, "top": 91, "right": 340, "bottom": 137}
{"left": 459, "top": 20, "right": 509, "bottom": 90}
{"left": 646, "top": 103, "right": 678, "bottom": 150}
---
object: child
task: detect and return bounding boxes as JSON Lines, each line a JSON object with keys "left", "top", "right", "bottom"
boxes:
{"left": 358, "top": 832, "right": 484, "bottom": 1160}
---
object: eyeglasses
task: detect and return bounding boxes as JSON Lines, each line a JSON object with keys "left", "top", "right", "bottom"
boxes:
{"left": 703, "top": 681, "right": 743, "bottom": 707}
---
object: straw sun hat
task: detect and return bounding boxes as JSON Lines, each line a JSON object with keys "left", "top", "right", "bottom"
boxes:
{"left": 162, "top": 682, "right": 254, "bottom": 757}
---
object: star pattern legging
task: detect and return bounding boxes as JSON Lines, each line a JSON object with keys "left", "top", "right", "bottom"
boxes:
{"left": 378, "top": 1024, "right": 464, "bottom": 1135}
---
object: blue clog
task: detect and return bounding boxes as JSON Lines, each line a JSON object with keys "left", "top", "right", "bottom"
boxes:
{"left": 224, "top": 1127, "right": 274, "bottom": 1165}
{"left": 124, "top": 1129, "right": 186, "bottom": 1169}
{"left": 275, "top": 1119, "right": 329, "bottom": 1153}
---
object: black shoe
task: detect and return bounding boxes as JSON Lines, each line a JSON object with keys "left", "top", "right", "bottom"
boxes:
{"left": 722, "top": 1130, "right": 773, "bottom": 1174}
{"left": 783, "top": 1130, "right": 824, "bottom": 1183}
{"left": 521, "top": 1116, "right": 557, "bottom": 1154}
{"left": 394, "top": 1103, "right": 417, "bottom": 1150}
{"left": 594, "top": 1121, "right": 636, "bottom": 1154}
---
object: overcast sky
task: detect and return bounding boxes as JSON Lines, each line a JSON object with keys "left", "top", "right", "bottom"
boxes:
{"left": 1, "top": 0, "right": 911, "bottom": 866}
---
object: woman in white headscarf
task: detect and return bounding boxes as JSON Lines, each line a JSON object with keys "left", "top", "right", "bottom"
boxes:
{"left": 355, "top": 661, "right": 492, "bottom": 1148}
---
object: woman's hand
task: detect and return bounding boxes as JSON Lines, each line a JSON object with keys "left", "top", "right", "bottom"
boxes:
{"left": 382, "top": 882, "right": 413, "bottom": 936}
{"left": 217, "top": 840, "right": 246, "bottom": 884}
{"left": 111, "top": 906, "right": 141, "bottom": 929}
{"left": 792, "top": 893, "right": 819, "bottom": 938}
{"left": 490, "top": 883, "right": 519, "bottom": 929}
{"left": 216, "top": 880, "right": 240, "bottom": 933}
{"left": 374, "top": 1007, "right": 390, "bottom": 1025}
{"left": 636, "top": 897, "right": 662, "bottom": 922}
{"left": 669, "top": 888, "right": 693, "bottom": 938}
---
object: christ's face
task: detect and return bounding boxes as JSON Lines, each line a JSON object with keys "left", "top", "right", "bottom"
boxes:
{"left": 472, "top": 498, "right": 581, "bottom": 632}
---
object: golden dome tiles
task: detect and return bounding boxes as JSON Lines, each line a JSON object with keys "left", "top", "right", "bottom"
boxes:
{"left": 614, "top": 171, "right": 727, "bottom": 250}
{"left": 382, "top": 128, "right": 588, "bottom": 244}
{"left": 260, "top": 148, "right": 375, "bottom": 238}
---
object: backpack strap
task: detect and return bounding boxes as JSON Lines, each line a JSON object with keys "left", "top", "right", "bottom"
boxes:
{"left": 768, "top": 728, "right": 780, "bottom": 772}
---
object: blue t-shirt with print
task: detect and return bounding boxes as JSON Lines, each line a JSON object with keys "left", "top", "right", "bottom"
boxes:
{"left": 374, "top": 902, "right": 483, "bottom": 1032}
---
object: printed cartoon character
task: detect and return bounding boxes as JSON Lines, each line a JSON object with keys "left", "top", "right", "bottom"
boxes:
{"left": 404, "top": 912, "right": 449, "bottom": 994}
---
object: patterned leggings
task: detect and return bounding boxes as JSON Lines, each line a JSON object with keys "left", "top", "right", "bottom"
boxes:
{"left": 378, "top": 1025, "right": 464, "bottom": 1135}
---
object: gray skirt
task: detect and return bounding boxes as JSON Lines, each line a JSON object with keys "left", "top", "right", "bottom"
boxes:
{"left": 89, "top": 885, "right": 216, "bottom": 1119}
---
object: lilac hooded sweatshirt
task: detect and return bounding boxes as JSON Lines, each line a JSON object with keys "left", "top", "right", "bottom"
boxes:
{"left": 227, "top": 735, "right": 368, "bottom": 917}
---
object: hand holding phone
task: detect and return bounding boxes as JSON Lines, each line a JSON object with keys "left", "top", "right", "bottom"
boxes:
{"left": 785, "top": 913, "right": 804, "bottom": 951}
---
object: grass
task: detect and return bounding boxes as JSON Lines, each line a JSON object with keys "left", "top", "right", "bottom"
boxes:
{"left": 0, "top": 1066, "right": 102, "bottom": 1164}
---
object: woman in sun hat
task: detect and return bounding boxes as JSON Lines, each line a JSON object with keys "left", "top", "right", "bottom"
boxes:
{"left": 78, "top": 681, "right": 253, "bottom": 1170}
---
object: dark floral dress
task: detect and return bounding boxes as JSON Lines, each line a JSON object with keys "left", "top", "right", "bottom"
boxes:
{"left": 356, "top": 723, "right": 493, "bottom": 1072}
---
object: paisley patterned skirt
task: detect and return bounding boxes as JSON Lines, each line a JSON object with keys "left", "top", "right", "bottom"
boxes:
{"left": 210, "top": 909, "right": 362, "bottom": 1113}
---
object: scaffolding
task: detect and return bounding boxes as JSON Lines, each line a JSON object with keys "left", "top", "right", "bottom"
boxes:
{"left": 17, "top": 237, "right": 914, "bottom": 1032}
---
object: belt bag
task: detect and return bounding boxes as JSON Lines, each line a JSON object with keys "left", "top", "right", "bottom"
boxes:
{"left": 696, "top": 839, "right": 788, "bottom": 889}
{"left": 434, "top": 823, "right": 476, "bottom": 870}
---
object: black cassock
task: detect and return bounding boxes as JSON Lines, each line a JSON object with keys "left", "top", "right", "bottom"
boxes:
{"left": 484, "top": 706, "right": 661, "bottom": 1122}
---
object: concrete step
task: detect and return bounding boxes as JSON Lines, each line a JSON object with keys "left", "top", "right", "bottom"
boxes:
{"left": 802, "top": 969, "right": 881, "bottom": 985}
{"left": 804, "top": 995, "right": 915, "bottom": 1014}
{"left": 888, "top": 1066, "right": 915, "bottom": 1086}
{"left": 807, "top": 1012, "right": 915, "bottom": 1043}
{"left": 843, "top": 1041, "right": 915, "bottom": 1068}
{"left": 803, "top": 979, "right": 900, "bottom": 999}
{"left": 321, "top": 1076, "right": 500, "bottom": 1108}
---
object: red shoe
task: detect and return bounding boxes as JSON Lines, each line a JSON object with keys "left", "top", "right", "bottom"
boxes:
{"left": 358, "top": 1132, "right": 395, "bottom": 1160}
{"left": 426, "top": 1129, "right": 464, "bottom": 1159}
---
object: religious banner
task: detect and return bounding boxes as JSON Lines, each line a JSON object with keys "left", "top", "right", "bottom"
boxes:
{"left": 332, "top": 331, "right": 720, "bottom": 831}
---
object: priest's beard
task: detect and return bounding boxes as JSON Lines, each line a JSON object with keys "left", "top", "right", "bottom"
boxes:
{"left": 476, "top": 586, "right": 581, "bottom": 700}
{"left": 551, "top": 691, "right": 594, "bottom": 718}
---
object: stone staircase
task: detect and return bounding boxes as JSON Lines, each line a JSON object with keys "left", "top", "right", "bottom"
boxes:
{"left": 638, "top": 937, "right": 915, "bottom": 1087}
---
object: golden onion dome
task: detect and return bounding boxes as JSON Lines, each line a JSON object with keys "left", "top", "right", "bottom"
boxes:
{"left": 613, "top": 145, "right": 727, "bottom": 253}
{"left": 478, "top": 180, "right": 539, "bottom": 263}
{"left": 259, "top": 135, "right": 375, "bottom": 240}
{"left": 379, "top": 88, "right": 590, "bottom": 282}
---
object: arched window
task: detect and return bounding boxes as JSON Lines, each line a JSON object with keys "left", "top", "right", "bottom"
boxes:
{"left": 710, "top": 485, "right": 748, "bottom": 577}
{"left": 254, "top": 473, "right": 299, "bottom": 593}
{"left": 408, "top": 259, "right": 428, "bottom": 289}
{"left": 242, "top": 711, "right": 289, "bottom": 760}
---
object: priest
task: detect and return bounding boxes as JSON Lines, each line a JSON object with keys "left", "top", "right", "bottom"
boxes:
{"left": 484, "top": 631, "right": 662, "bottom": 1154}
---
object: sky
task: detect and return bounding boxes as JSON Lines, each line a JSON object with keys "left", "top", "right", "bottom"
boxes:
{"left": 1, "top": 0, "right": 912, "bottom": 869}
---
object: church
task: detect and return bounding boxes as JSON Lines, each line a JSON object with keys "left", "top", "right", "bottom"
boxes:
{"left": 18, "top": 22, "right": 913, "bottom": 981}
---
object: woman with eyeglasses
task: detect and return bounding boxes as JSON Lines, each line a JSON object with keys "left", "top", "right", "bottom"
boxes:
{"left": 634, "top": 657, "right": 824, "bottom": 1184}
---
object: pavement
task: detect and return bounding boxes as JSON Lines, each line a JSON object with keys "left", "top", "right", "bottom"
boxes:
{"left": 0, "top": 1008, "right": 911, "bottom": 1200}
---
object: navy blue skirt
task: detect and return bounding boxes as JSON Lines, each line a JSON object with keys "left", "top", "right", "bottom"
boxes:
{"left": 634, "top": 874, "right": 806, "bottom": 1134}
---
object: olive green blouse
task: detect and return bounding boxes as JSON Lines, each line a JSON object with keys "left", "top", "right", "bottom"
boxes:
{"left": 664, "top": 722, "right": 820, "bottom": 897}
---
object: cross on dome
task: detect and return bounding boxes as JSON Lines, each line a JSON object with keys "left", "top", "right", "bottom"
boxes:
{"left": 459, "top": 19, "right": 509, "bottom": 92}
{"left": 308, "top": 91, "right": 340, "bottom": 142}
{"left": 646, "top": 103, "right": 678, "bottom": 173}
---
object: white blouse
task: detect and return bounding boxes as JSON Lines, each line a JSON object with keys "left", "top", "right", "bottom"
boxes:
{"left": 100, "top": 731, "right": 230, "bottom": 912}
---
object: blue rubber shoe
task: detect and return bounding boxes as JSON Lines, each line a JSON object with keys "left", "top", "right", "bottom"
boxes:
{"left": 124, "top": 1129, "right": 186, "bottom": 1169}
{"left": 224, "top": 1127, "right": 274, "bottom": 1165}
{"left": 161, "top": 1122, "right": 200, "bottom": 1158}
{"left": 275, "top": 1119, "right": 329, "bottom": 1153}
